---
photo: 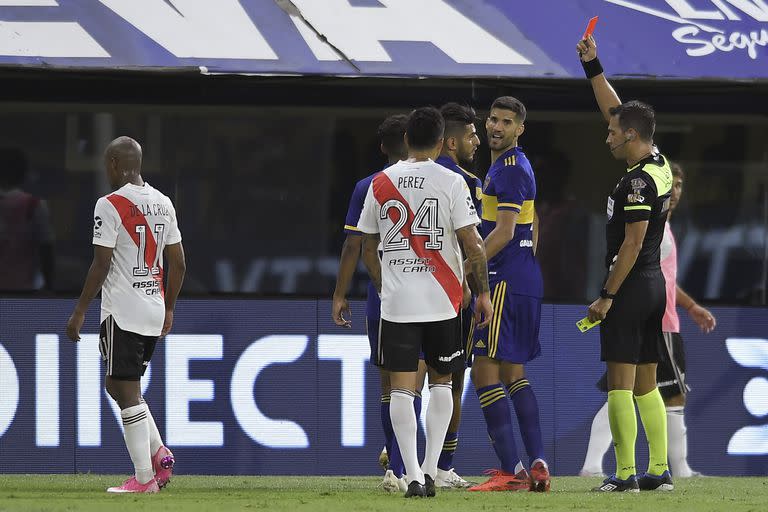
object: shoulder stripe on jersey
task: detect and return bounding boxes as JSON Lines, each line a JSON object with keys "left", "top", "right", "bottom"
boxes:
{"left": 503, "top": 156, "right": 517, "bottom": 167}
{"left": 106, "top": 194, "right": 165, "bottom": 297}
{"left": 456, "top": 165, "right": 479, "bottom": 181}
{"left": 372, "top": 173, "right": 462, "bottom": 313}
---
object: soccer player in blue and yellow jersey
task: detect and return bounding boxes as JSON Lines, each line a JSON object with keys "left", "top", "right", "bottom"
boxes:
{"left": 432, "top": 102, "right": 482, "bottom": 489}
{"left": 332, "top": 114, "right": 426, "bottom": 492}
{"left": 467, "top": 97, "right": 550, "bottom": 492}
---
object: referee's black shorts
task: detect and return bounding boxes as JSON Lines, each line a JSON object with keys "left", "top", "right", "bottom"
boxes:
{"left": 600, "top": 268, "right": 665, "bottom": 365}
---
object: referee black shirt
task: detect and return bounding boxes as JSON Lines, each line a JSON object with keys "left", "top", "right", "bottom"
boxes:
{"left": 605, "top": 153, "right": 673, "bottom": 273}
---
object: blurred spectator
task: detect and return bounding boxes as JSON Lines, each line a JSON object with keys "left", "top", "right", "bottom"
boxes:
{"left": 0, "top": 148, "right": 54, "bottom": 291}
{"left": 534, "top": 151, "right": 590, "bottom": 301}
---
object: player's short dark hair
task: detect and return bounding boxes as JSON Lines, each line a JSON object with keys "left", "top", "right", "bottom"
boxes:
{"left": 440, "top": 103, "right": 477, "bottom": 138}
{"left": 670, "top": 161, "right": 684, "bottom": 179}
{"left": 490, "top": 96, "right": 526, "bottom": 122}
{"left": 609, "top": 100, "right": 656, "bottom": 142}
{"left": 377, "top": 114, "right": 408, "bottom": 156}
{"left": 406, "top": 107, "right": 445, "bottom": 150}
{"left": 0, "top": 147, "right": 28, "bottom": 188}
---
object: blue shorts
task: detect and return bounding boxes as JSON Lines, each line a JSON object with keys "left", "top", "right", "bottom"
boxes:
{"left": 471, "top": 280, "right": 541, "bottom": 363}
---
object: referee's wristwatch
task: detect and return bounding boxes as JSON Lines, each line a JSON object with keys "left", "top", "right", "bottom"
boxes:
{"left": 600, "top": 288, "right": 616, "bottom": 300}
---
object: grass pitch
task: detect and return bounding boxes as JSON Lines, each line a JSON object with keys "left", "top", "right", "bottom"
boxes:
{"left": 0, "top": 475, "right": 764, "bottom": 512}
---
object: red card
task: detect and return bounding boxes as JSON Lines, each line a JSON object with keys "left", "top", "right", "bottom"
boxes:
{"left": 583, "top": 16, "right": 599, "bottom": 39}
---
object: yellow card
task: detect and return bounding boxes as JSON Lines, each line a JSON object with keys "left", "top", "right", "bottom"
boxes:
{"left": 577, "top": 317, "right": 601, "bottom": 333}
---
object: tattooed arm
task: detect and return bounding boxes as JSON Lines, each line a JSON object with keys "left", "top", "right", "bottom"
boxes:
{"left": 361, "top": 233, "right": 382, "bottom": 294}
{"left": 456, "top": 225, "right": 493, "bottom": 328}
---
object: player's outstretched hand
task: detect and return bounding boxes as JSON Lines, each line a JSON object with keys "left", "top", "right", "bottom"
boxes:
{"left": 66, "top": 311, "right": 84, "bottom": 341}
{"left": 475, "top": 292, "right": 494, "bottom": 329}
{"left": 688, "top": 304, "right": 716, "bottom": 333}
{"left": 587, "top": 297, "right": 612, "bottom": 323}
{"left": 332, "top": 295, "right": 352, "bottom": 328}
{"left": 161, "top": 309, "right": 174, "bottom": 336}
{"left": 577, "top": 34, "right": 597, "bottom": 62}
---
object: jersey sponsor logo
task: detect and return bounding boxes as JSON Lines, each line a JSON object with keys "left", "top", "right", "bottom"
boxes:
{"left": 607, "top": 196, "right": 615, "bottom": 220}
{"left": 606, "top": 0, "right": 768, "bottom": 61}
{"left": 519, "top": 239, "right": 533, "bottom": 248}
{"left": 627, "top": 193, "right": 646, "bottom": 204}
{"left": 93, "top": 216, "right": 103, "bottom": 238}
{"left": 466, "top": 196, "right": 476, "bottom": 214}
{"left": 475, "top": 340, "right": 486, "bottom": 348}
{"left": 132, "top": 280, "right": 162, "bottom": 296}
{"left": 388, "top": 257, "right": 436, "bottom": 273}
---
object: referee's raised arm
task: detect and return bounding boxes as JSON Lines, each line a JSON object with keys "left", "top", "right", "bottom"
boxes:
{"left": 577, "top": 35, "right": 621, "bottom": 122}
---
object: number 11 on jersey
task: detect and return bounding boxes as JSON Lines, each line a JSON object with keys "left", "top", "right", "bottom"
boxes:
{"left": 133, "top": 223, "right": 166, "bottom": 277}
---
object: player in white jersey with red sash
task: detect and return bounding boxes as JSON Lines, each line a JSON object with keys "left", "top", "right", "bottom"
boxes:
{"left": 66, "top": 136, "right": 186, "bottom": 494}
{"left": 358, "top": 107, "right": 493, "bottom": 498}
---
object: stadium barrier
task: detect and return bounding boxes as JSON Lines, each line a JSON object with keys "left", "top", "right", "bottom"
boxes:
{"left": 1, "top": 298, "right": 766, "bottom": 475}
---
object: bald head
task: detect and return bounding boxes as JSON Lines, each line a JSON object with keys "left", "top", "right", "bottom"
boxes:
{"left": 104, "top": 136, "right": 143, "bottom": 189}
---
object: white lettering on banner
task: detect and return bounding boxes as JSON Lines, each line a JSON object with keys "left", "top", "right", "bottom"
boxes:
{"left": 607, "top": 0, "right": 768, "bottom": 60}
{"left": 231, "top": 335, "right": 310, "bottom": 449}
{"left": 290, "top": 0, "right": 532, "bottom": 65}
{"left": 0, "top": 21, "right": 109, "bottom": 57}
{"left": 98, "top": 0, "right": 278, "bottom": 59}
{"left": 36, "top": 334, "right": 59, "bottom": 447}
{"left": 0, "top": 343, "right": 20, "bottom": 437}
{"left": 672, "top": 25, "right": 768, "bottom": 59}
{"left": 77, "top": 335, "right": 102, "bottom": 446}
{"left": 166, "top": 335, "right": 223, "bottom": 447}
{"left": 270, "top": 259, "right": 312, "bottom": 294}
{"left": 726, "top": 338, "right": 768, "bottom": 455}
{"left": 0, "top": 1, "right": 58, "bottom": 5}
{"left": 318, "top": 335, "right": 369, "bottom": 447}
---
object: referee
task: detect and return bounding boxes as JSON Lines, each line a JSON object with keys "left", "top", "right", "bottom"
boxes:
{"left": 578, "top": 35, "right": 674, "bottom": 493}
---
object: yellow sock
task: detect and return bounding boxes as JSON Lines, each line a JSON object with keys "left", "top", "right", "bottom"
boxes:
{"left": 608, "top": 389, "right": 637, "bottom": 480}
{"left": 635, "top": 388, "right": 669, "bottom": 476}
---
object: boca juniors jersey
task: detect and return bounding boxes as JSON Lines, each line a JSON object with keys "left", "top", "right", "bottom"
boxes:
{"left": 480, "top": 147, "right": 542, "bottom": 298}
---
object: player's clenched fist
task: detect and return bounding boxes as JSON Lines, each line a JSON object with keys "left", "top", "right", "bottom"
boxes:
{"left": 577, "top": 35, "right": 598, "bottom": 62}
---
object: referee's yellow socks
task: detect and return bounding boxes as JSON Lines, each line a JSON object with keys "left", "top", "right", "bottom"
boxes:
{"left": 635, "top": 388, "right": 669, "bottom": 476}
{"left": 607, "top": 389, "right": 637, "bottom": 480}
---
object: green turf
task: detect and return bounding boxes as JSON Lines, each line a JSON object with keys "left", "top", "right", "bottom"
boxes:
{"left": 0, "top": 475, "right": 764, "bottom": 512}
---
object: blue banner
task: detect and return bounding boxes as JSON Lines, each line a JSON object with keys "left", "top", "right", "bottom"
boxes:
{"left": 0, "top": 1, "right": 765, "bottom": 79}
{"left": 1, "top": 298, "right": 767, "bottom": 475}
